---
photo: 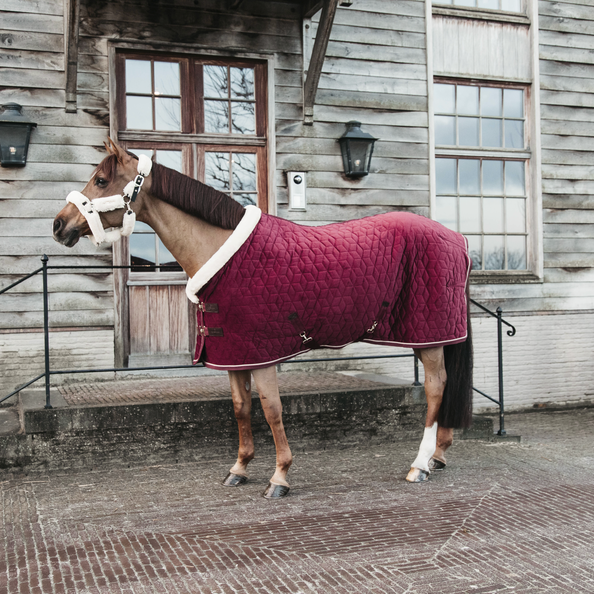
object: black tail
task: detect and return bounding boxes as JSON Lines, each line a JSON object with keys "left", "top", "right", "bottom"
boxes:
{"left": 438, "top": 283, "right": 473, "bottom": 429}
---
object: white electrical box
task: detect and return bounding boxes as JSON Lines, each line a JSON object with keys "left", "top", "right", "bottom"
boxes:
{"left": 287, "top": 171, "right": 307, "bottom": 211}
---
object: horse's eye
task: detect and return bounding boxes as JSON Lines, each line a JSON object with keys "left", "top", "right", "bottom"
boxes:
{"left": 95, "top": 177, "right": 108, "bottom": 187}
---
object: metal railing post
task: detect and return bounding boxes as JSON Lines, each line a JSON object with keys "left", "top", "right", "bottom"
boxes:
{"left": 496, "top": 306, "right": 505, "bottom": 435}
{"left": 42, "top": 255, "right": 52, "bottom": 409}
{"left": 413, "top": 355, "right": 422, "bottom": 386}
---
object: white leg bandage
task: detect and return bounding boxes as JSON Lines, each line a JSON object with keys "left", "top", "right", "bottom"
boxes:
{"left": 411, "top": 422, "right": 438, "bottom": 472}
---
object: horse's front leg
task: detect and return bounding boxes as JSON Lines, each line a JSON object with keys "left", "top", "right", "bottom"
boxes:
{"left": 252, "top": 366, "right": 293, "bottom": 498}
{"left": 223, "top": 370, "right": 255, "bottom": 487}
{"left": 406, "top": 347, "right": 447, "bottom": 483}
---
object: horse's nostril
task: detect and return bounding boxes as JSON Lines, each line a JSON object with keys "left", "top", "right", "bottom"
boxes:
{"left": 53, "top": 218, "right": 63, "bottom": 234}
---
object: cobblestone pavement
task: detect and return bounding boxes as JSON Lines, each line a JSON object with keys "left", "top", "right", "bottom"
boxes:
{"left": 2, "top": 408, "right": 594, "bottom": 593}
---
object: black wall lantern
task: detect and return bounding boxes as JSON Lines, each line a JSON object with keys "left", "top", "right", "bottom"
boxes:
{"left": 338, "top": 120, "right": 377, "bottom": 178}
{"left": 0, "top": 103, "right": 37, "bottom": 167}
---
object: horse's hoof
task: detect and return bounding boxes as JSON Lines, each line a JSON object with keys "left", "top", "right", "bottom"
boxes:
{"left": 263, "top": 482, "right": 290, "bottom": 499}
{"left": 406, "top": 467, "right": 430, "bottom": 483}
{"left": 428, "top": 458, "right": 446, "bottom": 471}
{"left": 222, "top": 472, "right": 247, "bottom": 487}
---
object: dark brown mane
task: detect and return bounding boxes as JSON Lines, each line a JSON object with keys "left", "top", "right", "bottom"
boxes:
{"left": 150, "top": 163, "right": 245, "bottom": 230}
{"left": 93, "top": 153, "right": 245, "bottom": 230}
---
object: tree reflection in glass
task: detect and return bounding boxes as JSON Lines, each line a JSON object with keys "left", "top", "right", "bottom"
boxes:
{"left": 206, "top": 151, "right": 257, "bottom": 206}
{"left": 204, "top": 65, "right": 255, "bottom": 134}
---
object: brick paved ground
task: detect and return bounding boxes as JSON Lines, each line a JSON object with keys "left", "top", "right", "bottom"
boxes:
{"left": 2, "top": 407, "right": 594, "bottom": 593}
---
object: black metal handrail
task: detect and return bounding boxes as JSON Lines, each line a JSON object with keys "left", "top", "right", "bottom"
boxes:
{"left": 1, "top": 256, "right": 515, "bottom": 435}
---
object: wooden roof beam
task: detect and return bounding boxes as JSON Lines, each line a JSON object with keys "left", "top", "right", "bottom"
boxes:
{"left": 65, "top": 0, "right": 80, "bottom": 113}
{"left": 303, "top": 0, "right": 339, "bottom": 125}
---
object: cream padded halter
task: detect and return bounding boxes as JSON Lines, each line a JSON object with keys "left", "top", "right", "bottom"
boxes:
{"left": 65, "top": 154, "right": 152, "bottom": 246}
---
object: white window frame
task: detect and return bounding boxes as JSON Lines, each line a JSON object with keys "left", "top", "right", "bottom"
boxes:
{"left": 426, "top": 0, "right": 542, "bottom": 283}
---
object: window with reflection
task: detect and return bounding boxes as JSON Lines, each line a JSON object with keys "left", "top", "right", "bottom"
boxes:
{"left": 117, "top": 53, "right": 267, "bottom": 213}
{"left": 433, "top": 81, "right": 529, "bottom": 272}
{"left": 125, "top": 59, "right": 181, "bottom": 131}
{"left": 432, "top": 0, "right": 522, "bottom": 12}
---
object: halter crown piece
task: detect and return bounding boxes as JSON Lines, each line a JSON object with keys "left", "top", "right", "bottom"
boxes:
{"left": 65, "top": 154, "right": 152, "bottom": 246}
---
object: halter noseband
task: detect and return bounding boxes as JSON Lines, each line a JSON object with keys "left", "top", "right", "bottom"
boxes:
{"left": 65, "top": 154, "right": 152, "bottom": 246}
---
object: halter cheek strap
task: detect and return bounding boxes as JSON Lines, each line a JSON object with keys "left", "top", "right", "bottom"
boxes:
{"left": 65, "top": 155, "right": 152, "bottom": 246}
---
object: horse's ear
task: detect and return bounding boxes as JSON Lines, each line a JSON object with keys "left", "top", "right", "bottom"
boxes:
{"left": 105, "top": 137, "right": 128, "bottom": 164}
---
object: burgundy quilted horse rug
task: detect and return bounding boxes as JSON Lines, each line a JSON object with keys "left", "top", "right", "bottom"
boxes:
{"left": 187, "top": 206, "right": 471, "bottom": 371}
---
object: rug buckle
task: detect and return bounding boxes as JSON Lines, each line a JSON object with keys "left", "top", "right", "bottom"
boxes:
{"left": 367, "top": 321, "right": 378, "bottom": 334}
{"left": 299, "top": 331, "right": 313, "bottom": 344}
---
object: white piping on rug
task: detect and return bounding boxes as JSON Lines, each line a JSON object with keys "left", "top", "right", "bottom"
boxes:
{"left": 186, "top": 205, "right": 262, "bottom": 303}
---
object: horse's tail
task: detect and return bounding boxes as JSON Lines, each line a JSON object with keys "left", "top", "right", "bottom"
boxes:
{"left": 438, "top": 282, "right": 473, "bottom": 429}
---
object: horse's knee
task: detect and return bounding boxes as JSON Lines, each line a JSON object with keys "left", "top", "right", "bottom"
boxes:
{"left": 233, "top": 400, "right": 251, "bottom": 422}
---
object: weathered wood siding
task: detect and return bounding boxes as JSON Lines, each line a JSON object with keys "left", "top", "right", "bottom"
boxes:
{"left": 0, "top": 0, "right": 112, "bottom": 334}
{"left": 281, "top": 0, "right": 430, "bottom": 223}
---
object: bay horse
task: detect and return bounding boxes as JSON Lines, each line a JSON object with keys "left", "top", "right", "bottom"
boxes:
{"left": 52, "top": 140, "right": 473, "bottom": 498}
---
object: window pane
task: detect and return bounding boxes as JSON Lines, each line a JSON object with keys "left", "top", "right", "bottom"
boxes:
{"left": 455, "top": 0, "right": 475, "bottom": 6}
{"left": 205, "top": 152, "right": 230, "bottom": 190}
{"left": 504, "top": 89, "right": 523, "bottom": 118}
{"left": 457, "top": 85, "right": 479, "bottom": 115}
{"left": 134, "top": 221, "right": 153, "bottom": 233}
{"left": 234, "top": 193, "right": 257, "bottom": 207}
{"left": 126, "top": 59, "right": 152, "bottom": 95}
{"left": 155, "top": 97, "right": 181, "bottom": 131}
{"left": 483, "top": 160, "right": 504, "bottom": 195}
{"left": 506, "top": 161, "right": 525, "bottom": 196}
{"left": 155, "top": 150, "right": 182, "bottom": 172}
{"left": 478, "top": 0, "right": 498, "bottom": 9}
{"left": 204, "top": 65, "right": 228, "bottom": 98}
{"left": 459, "top": 117, "right": 479, "bottom": 146}
{"left": 459, "top": 159, "right": 480, "bottom": 194}
{"left": 482, "top": 118, "right": 502, "bottom": 147}
{"left": 507, "top": 236, "right": 527, "bottom": 270}
{"left": 483, "top": 197, "right": 504, "bottom": 233}
{"left": 130, "top": 233, "right": 156, "bottom": 266}
{"left": 154, "top": 62, "right": 180, "bottom": 96}
{"left": 460, "top": 197, "right": 481, "bottom": 233}
{"left": 501, "top": 0, "right": 522, "bottom": 11}
{"left": 204, "top": 100, "right": 230, "bottom": 133}
{"left": 231, "top": 102, "right": 256, "bottom": 135}
{"left": 130, "top": 149, "right": 153, "bottom": 161}
{"left": 126, "top": 96, "right": 152, "bottom": 130}
{"left": 481, "top": 87, "right": 502, "bottom": 116}
{"left": 505, "top": 119, "right": 524, "bottom": 148}
{"left": 506, "top": 198, "right": 526, "bottom": 233}
{"left": 230, "top": 67, "right": 255, "bottom": 100}
{"left": 158, "top": 239, "right": 182, "bottom": 270}
{"left": 436, "top": 158, "right": 457, "bottom": 194}
{"left": 435, "top": 115, "right": 455, "bottom": 145}
{"left": 466, "top": 235, "right": 482, "bottom": 270}
{"left": 434, "top": 83, "right": 455, "bottom": 113}
{"left": 436, "top": 196, "right": 457, "bottom": 230}
{"left": 232, "top": 153, "right": 256, "bottom": 191}
{"left": 484, "top": 235, "right": 505, "bottom": 270}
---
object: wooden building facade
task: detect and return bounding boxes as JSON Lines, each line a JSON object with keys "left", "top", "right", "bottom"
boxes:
{"left": 1, "top": 0, "right": 593, "bottom": 410}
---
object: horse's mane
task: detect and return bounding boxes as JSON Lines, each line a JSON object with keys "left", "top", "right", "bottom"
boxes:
{"left": 95, "top": 153, "right": 245, "bottom": 230}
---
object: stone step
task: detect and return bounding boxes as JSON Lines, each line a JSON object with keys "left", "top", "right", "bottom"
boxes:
{"left": 0, "top": 372, "right": 494, "bottom": 471}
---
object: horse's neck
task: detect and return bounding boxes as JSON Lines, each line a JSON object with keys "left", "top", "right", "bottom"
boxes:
{"left": 139, "top": 195, "right": 233, "bottom": 278}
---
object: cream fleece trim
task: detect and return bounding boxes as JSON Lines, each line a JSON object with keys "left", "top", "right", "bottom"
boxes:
{"left": 186, "top": 205, "right": 262, "bottom": 303}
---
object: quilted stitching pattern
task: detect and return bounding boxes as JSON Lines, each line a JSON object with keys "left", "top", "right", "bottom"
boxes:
{"left": 194, "top": 212, "right": 470, "bottom": 370}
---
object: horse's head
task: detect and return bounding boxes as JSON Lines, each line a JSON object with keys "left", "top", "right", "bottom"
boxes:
{"left": 53, "top": 139, "right": 151, "bottom": 247}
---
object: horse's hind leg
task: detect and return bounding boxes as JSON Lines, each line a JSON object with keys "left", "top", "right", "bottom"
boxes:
{"left": 406, "top": 347, "right": 446, "bottom": 483}
{"left": 223, "top": 370, "right": 255, "bottom": 487}
{"left": 429, "top": 426, "right": 454, "bottom": 471}
{"left": 252, "top": 366, "right": 293, "bottom": 498}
